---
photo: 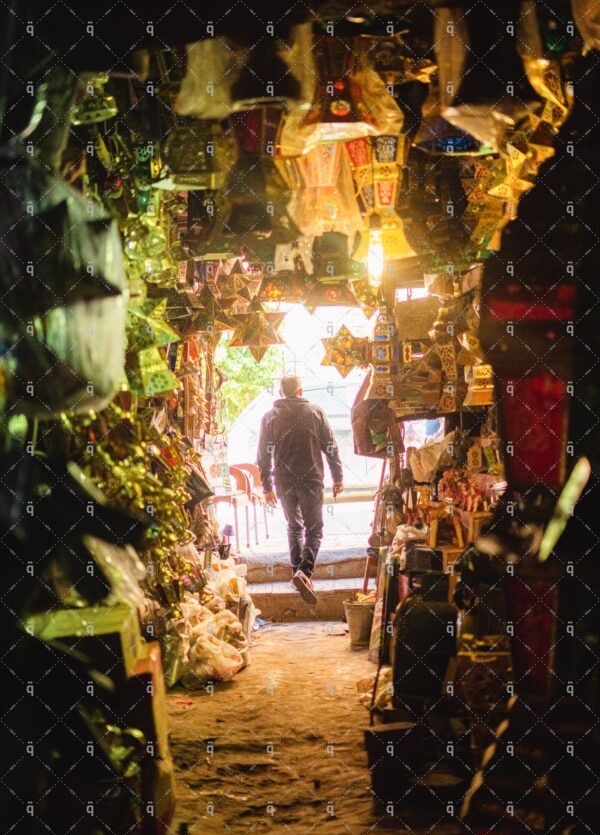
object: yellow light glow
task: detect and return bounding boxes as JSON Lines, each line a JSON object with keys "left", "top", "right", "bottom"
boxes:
{"left": 367, "top": 235, "right": 384, "bottom": 288}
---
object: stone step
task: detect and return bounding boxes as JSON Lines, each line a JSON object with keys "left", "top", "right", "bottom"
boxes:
{"left": 249, "top": 577, "right": 369, "bottom": 623}
{"left": 246, "top": 555, "right": 370, "bottom": 585}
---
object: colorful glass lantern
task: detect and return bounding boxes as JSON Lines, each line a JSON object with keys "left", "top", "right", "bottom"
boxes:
{"left": 345, "top": 135, "right": 417, "bottom": 267}
{"left": 296, "top": 36, "right": 377, "bottom": 145}
{"left": 303, "top": 279, "right": 359, "bottom": 312}
{"left": 349, "top": 278, "right": 380, "bottom": 318}
{"left": 291, "top": 144, "right": 342, "bottom": 236}
{"left": 258, "top": 271, "right": 309, "bottom": 304}
{"left": 345, "top": 134, "right": 406, "bottom": 214}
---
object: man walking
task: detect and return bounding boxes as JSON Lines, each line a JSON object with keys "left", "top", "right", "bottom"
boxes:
{"left": 257, "top": 375, "right": 344, "bottom": 604}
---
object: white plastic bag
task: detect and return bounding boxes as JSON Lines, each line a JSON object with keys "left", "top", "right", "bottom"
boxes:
{"left": 182, "top": 632, "right": 244, "bottom": 687}
{"left": 207, "top": 567, "right": 242, "bottom": 604}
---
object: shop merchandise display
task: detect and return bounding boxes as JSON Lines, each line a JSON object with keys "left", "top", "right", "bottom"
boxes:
{"left": 1, "top": 3, "right": 599, "bottom": 833}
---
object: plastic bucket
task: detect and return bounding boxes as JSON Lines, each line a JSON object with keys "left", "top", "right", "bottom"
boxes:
{"left": 344, "top": 600, "right": 375, "bottom": 649}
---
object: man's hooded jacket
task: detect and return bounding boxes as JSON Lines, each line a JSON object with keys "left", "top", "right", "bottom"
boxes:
{"left": 257, "top": 396, "right": 343, "bottom": 493}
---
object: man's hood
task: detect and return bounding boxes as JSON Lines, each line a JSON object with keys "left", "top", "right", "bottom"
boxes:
{"left": 271, "top": 396, "right": 311, "bottom": 422}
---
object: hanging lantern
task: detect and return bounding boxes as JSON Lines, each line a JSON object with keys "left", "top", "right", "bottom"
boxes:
{"left": 70, "top": 75, "right": 118, "bottom": 124}
{"left": 295, "top": 36, "right": 377, "bottom": 145}
{"left": 303, "top": 38, "right": 361, "bottom": 122}
{"left": 258, "top": 271, "right": 309, "bottom": 304}
{"left": 126, "top": 299, "right": 180, "bottom": 351}
{"left": 228, "top": 299, "right": 285, "bottom": 362}
{"left": 289, "top": 143, "right": 359, "bottom": 237}
{"left": 349, "top": 276, "right": 380, "bottom": 318}
{"left": 345, "top": 135, "right": 417, "bottom": 268}
{"left": 363, "top": 311, "right": 399, "bottom": 399}
{"left": 126, "top": 347, "right": 180, "bottom": 397}
{"left": 321, "top": 324, "right": 368, "bottom": 378}
{"left": 304, "top": 279, "right": 359, "bottom": 312}
{"left": 311, "top": 231, "right": 350, "bottom": 280}
{"left": 153, "top": 119, "right": 226, "bottom": 191}
{"left": 121, "top": 216, "right": 168, "bottom": 263}
{"left": 345, "top": 134, "right": 406, "bottom": 215}
{"left": 209, "top": 108, "right": 299, "bottom": 261}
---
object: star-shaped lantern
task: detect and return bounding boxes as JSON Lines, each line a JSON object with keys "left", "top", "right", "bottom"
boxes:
{"left": 217, "top": 259, "right": 262, "bottom": 314}
{"left": 218, "top": 259, "right": 251, "bottom": 299}
{"left": 190, "top": 282, "right": 237, "bottom": 334}
{"left": 126, "top": 298, "right": 181, "bottom": 351}
{"left": 258, "top": 270, "right": 310, "bottom": 304}
{"left": 321, "top": 324, "right": 368, "bottom": 378}
{"left": 228, "top": 300, "right": 286, "bottom": 362}
{"left": 304, "top": 280, "right": 360, "bottom": 313}
{"left": 349, "top": 278, "right": 380, "bottom": 319}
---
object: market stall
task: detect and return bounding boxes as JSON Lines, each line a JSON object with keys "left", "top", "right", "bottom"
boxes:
{"left": 2, "top": 3, "right": 599, "bottom": 833}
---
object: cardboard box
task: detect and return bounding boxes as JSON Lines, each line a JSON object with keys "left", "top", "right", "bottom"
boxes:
{"left": 25, "top": 602, "right": 143, "bottom": 680}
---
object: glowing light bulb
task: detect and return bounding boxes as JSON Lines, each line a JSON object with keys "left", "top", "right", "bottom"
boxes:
{"left": 367, "top": 233, "right": 384, "bottom": 288}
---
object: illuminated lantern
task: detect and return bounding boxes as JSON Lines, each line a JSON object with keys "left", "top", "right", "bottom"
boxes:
{"left": 346, "top": 135, "right": 416, "bottom": 269}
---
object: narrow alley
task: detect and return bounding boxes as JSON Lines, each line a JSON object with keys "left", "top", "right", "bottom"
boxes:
{"left": 168, "top": 622, "right": 464, "bottom": 834}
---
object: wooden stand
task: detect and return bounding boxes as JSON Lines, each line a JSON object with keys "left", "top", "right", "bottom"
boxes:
{"left": 428, "top": 505, "right": 465, "bottom": 549}
{"left": 459, "top": 510, "right": 494, "bottom": 545}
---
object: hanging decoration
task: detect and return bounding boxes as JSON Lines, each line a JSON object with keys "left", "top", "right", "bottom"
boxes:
{"left": 321, "top": 325, "right": 368, "bottom": 377}
{"left": 349, "top": 277, "right": 380, "bottom": 319}
{"left": 209, "top": 108, "right": 300, "bottom": 263}
{"left": 153, "top": 119, "right": 227, "bottom": 191}
{"left": 228, "top": 300, "right": 285, "bottom": 362}
{"left": 126, "top": 347, "right": 181, "bottom": 397}
{"left": 278, "top": 35, "right": 403, "bottom": 156}
{"left": 463, "top": 364, "right": 495, "bottom": 407}
{"left": 287, "top": 143, "right": 363, "bottom": 242}
{"left": 345, "top": 134, "right": 417, "bottom": 269}
{"left": 69, "top": 75, "right": 118, "bottom": 124}
{"left": 126, "top": 299, "right": 181, "bottom": 351}
{"left": 304, "top": 280, "right": 359, "bottom": 313}
{"left": 258, "top": 271, "right": 309, "bottom": 304}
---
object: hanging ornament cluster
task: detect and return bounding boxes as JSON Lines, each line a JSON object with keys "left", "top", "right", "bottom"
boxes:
{"left": 60, "top": 9, "right": 580, "bottom": 390}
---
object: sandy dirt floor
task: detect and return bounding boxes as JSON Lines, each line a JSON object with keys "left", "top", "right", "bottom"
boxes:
{"left": 167, "top": 622, "right": 465, "bottom": 834}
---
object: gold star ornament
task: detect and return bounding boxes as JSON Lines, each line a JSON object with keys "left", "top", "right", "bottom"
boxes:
{"left": 228, "top": 300, "right": 286, "bottom": 362}
{"left": 321, "top": 324, "right": 368, "bottom": 378}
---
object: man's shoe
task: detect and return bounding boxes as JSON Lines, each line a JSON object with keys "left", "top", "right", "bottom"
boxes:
{"left": 292, "top": 570, "right": 317, "bottom": 605}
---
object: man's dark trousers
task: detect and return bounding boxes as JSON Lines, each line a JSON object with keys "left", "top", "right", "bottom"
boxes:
{"left": 277, "top": 480, "right": 324, "bottom": 578}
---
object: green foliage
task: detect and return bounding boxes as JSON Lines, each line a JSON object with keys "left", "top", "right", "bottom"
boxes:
{"left": 215, "top": 342, "right": 285, "bottom": 425}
